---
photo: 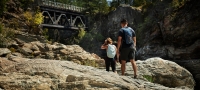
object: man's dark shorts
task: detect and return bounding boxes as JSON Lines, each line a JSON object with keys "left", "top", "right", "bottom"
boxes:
{"left": 120, "top": 47, "right": 135, "bottom": 61}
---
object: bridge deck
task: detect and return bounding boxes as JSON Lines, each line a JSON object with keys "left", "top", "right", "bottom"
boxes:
{"left": 41, "top": 24, "right": 81, "bottom": 30}
{"left": 39, "top": 0, "right": 85, "bottom": 12}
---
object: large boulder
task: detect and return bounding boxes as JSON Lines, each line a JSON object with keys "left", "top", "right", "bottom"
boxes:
{"left": 21, "top": 47, "right": 33, "bottom": 54}
{"left": 32, "top": 41, "right": 47, "bottom": 52}
{"left": 0, "top": 57, "right": 191, "bottom": 90}
{"left": 174, "top": 60, "right": 200, "bottom": 90}
{"left": 10, "top": 35, "right": 105, "bottom": 67}
{"left": 0, "top": 58, "right": 15, "bottom": 73}
{"left": 52, "top": 44, "right": 105, "bottom": 67}
{"left": 117, "top": 57, "right": 195, "bottom": 89}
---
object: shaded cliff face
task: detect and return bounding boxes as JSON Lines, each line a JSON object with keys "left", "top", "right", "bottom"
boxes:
{"left": 100, "top": 6, "right": 143, "bottom": 41}
{"left": 137, "top": 0, "right": 200, "bottom": 60}
{"left": 135, "top": 0, "right": 200, "bottom": 89}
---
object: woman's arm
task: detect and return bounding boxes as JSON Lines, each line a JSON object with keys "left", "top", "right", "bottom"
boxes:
{"left": 101, "top": 44, "right": 107, "bottom": 49}
{"left": 101, "top": 41, "right": 108, "bottom": 49}
{"left": 101, "top": 40, "right": 108, "bottom": 49}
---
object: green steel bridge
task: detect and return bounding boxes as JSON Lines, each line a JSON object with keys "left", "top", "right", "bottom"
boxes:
{"left": 36, "top": 0, "right": 87, "bottom": 30}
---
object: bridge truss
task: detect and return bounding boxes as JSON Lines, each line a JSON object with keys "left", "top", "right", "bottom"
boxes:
{"left": 37, "top": 0, "right": 87, "bottom": 30}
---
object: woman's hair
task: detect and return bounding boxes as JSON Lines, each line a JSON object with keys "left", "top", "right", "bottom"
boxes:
{"left": 106, "top": 38, "right": 113, "bottom": 44}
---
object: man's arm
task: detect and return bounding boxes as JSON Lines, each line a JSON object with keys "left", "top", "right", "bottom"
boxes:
{"left": 117, "top": 36, "right": 122, "bottom": 60}
{"left": 117, "top": 36, "right": 122, "bottom": 52}
{"left": 133, "top": 37, "right": 136, "bottom": 47}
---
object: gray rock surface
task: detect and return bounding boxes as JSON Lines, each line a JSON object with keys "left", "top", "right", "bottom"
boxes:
{"left": 21, "top": 47, "right": 33, "bottom": 54}
{"left": 0, "top": 48, "right": 11, "bottom": 56}
{"left": 2, "top": 35, "right": 105, "bottom": 67}
{"left": 137, "top": 40, "right": 200, "bottom": 60}
{"left": 101, "top": 6, "right": 143, "bottom": 41}
{"left": 174, "top": 60, "right": 200, "bottom": 90}
{"left": 116, "top": 57, "right": 195, "bottom": 89}
{"left": 0, "top": 57, "right": 193, "bottom": 90}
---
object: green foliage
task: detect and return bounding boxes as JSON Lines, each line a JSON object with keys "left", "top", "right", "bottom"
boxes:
{"left": 52, "top": 0, "right": 110, "bottom": 26}
{"left": 133, "top": 0, "right": 146, "bottom": 7}
{"left": 143, "top": 75, "right": 154, "bottom": 82}
{"left": 132, "top": 0, "right": 187, "bottom": 11}
{"left": 135, "top": 0, "right": 177, "bottom": 46}
{"left": 54, "top": 0, "right": 110, "bottom": 15}
{"left": 33, "top": 12, "right": 43, "bottom": 25}
{"left": 9, "top": 47, "right": 16, "bottom": 53}
{"left": 171, "top": 0, "right": 187, "bottom": 9}
{"left": 61, "top": 56, "right": 68, "bottom": 60}
{"left": 66, "top": 28, "right": 86, "bottom": 44}
{"left": 110, "top": 1, "right": 119, "bottom": 11}
{"left": 79, "top": 33, "right": 92, "bottom": 49}
{"left": 77, "top": 28, "right": 86, "bottom": 40}
{"left": 24, "top": 11, "right": 43, "bottom": 25}
{"left": 80, "top": 32, "right": 94, "bottom": 45}
{"left": 9, "top": 18, "right": 21, "bottom": 30}
{"left": 19, "top": 0, "right": 34, "bottom": 10}
{"left": 95, "top": 33, "right": 104, "bottom": 42}
{"left": 79, "top": 31, "right": 104, "bottom": 52}
{"left": 23, "top": 11, "right": 43, "bottom": 33}
{"left": 0, "top": 23, "right": 2, "bottom": 34}
{"left": 0, "top": 0, "right": 8, "bottom": 16}
{"left": 55, "top": 0, "right": 85, "bottom": 7}
{"left": 0, "top": 23, "right": 15, "bottom": 48}
{"left": 82, "top": 59, "right": 98, "bottom": 67}
{"left": 132, "top": 0, "right": 157, "bottom": 12}
{"left": 84, "top": 0, "right": 109, "bottom": 15}
{"left": 136, "top": 16, "right": 153, "bottom": 45}
{"left": 42, "top": 28, "right": 49, "bottom": 40}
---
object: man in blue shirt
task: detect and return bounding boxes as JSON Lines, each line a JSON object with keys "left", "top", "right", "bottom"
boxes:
{"left": 117, "top": 19, "right": 137, "bottom": 78}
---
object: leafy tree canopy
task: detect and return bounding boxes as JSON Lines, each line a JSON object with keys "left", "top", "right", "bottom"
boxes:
{"left": 52, "top": 0, "right": 110, "bottom": 15}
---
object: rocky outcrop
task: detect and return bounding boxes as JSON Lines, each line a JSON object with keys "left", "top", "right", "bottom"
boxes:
{"left": 0, "top": 57, "right": 194, "bottom": 90}
{"left": 5, "top": 0, "right": 22, "bottom": 14}
{"left": 137, "top": 0, "right": 200, "bottom": 60}
{"left": 117, "top": 57, "right": 195, "bottom": 89}
{"left": 100, "top": 6, "right": 143, "bottom": 41}
{"left": 137, "top": 35, "right": 200, "bottom": 60}
{"left": 1, "top": 32, "right": 105, "bottom": 67}
{"left": 134, "top": 0, "right": 200, "bottom": 89}
{"left": 0, "top": 48, "right": 11, "bottom": 56}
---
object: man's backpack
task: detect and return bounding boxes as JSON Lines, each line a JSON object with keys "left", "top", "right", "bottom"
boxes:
{"left": 122, "top": 27, "right": 134, "bottom": 44}
{"left": 107, "top": 44, "right": 116, "bottom": 58}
